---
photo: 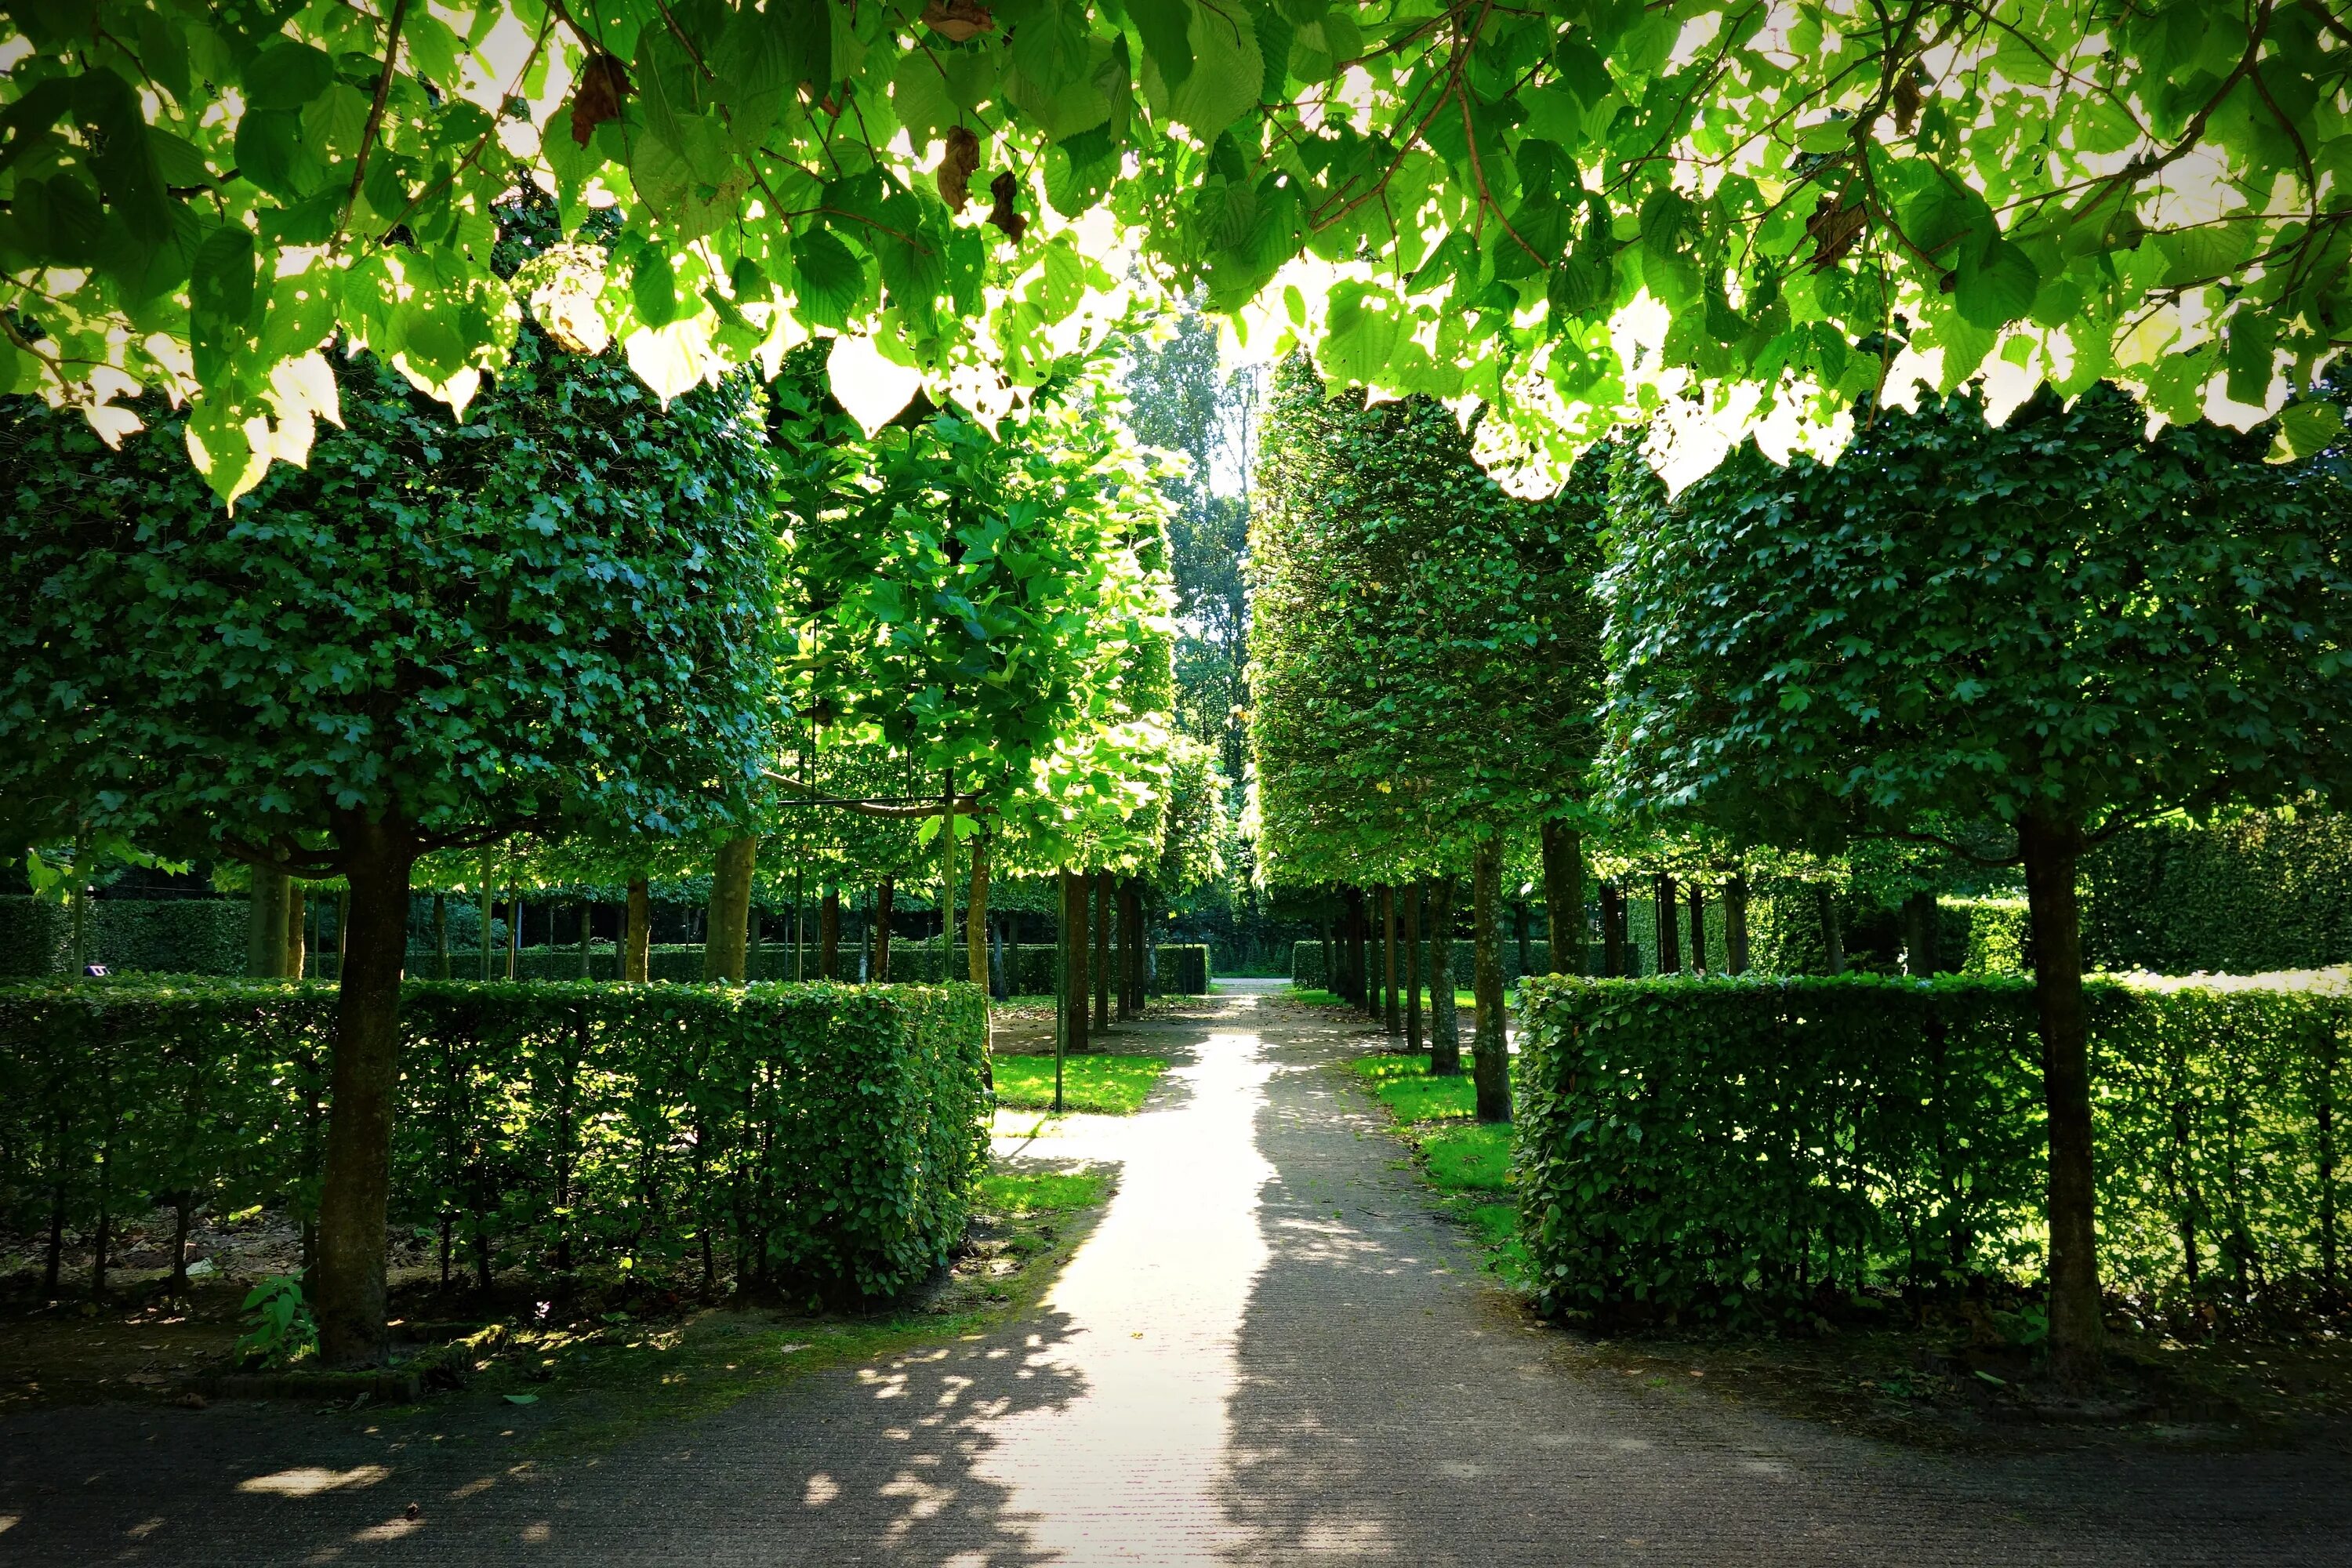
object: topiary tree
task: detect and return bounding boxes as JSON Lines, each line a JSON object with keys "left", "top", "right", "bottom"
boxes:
{"left": 1599, "top": 383, "right": 2352, "bottom": 1378}
{"left": 0, "top": 316, "right": 782, "bottom": 1365}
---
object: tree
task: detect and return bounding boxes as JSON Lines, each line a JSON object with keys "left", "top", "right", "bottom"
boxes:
{"left": 1598, "top": 382, "right": 2352, "bottom": 1378}
{"left": 0, "top": 309, "right": 782, "bottom": 1365}
{"left": 1249, "top": 352, "right": 1605, "bottom": 1114}
{"left": 6, "top": 4, "right": 2343, "bottom": 505}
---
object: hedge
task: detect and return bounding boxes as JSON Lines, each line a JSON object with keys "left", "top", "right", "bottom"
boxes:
{"left": 1515, "top": 973, "right": 2349, "bottom": 1323}
{"left": 2085, "top": 812, "right": 2352, "bottom": 975}
{"left": 0, "top": 978, "right": 990, "bottom": 1299}
{"left": 1292, "top": 939, "right": 1609, "bottom": 988}
{"left": 0, "top": 896, "right": 249, "bottom": 978}
{"left": 313, "top": 941, "right": 1214, "bottom": 993}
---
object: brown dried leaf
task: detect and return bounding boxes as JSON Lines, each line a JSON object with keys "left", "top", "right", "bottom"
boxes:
{"left": 569, "top": 53, "right": 631, "bottom": 148}
{"left": 921, "top": 0, "right": 996, "bottom": 42}
{"left": 939, "top": 125, "right": 982, "bottom": 213}
{"left": 1892, "top": 69, "right": 1925, "bottom": 136}
{"left": 986, "top": 170, "right": 1026, "bottom": 242}
{"left": 1806, "top": 194, "right": 1867, "bottom": 271}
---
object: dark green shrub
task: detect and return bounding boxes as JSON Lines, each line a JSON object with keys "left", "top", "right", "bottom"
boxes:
{"left": 1515, "top": 975, "right": 2349, "bottom": 1324}
{"left": 0, "top": 978, "right": 989, "bottom": 1299}
{"left": 2085, "top": 811, "right": 2352, "bottom": 975}
{"left": 0, "top": 895, "right": 249, "bottom": 977}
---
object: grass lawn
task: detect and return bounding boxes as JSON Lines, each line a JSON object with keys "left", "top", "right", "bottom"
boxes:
{"left": 1349, "top": 1052, "right": 1526, "bottom": 1280}
{"left": 974, "top": 1165, "right": 1112, "bottom": 1216}
{"left": 992, "top": 1053, "right": 1171, "bottom": 1114}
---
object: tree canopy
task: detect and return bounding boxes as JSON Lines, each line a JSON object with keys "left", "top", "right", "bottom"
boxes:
{"left": 8, "top": 2, "right": 2348, "bottom": 503}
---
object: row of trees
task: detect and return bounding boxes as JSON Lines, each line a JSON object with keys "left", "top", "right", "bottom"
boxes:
{"left": 0, "top": 192, "right": 1215, "bottom": 1365}
{"left": 1250, "top": 361, "right": 2352, "bottom": 1379}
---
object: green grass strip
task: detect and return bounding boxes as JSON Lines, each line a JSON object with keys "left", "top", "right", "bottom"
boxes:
{"left": 992, "top": 1053, "right": 1171, "bottom": 1115}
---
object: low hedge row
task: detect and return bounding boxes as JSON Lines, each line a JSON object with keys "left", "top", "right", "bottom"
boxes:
{"left": 0, "top": 978, "right": 990, "bottom": 1299}
{"left": 292, "top": 941, "right": 1214, "bottom": 993}
{"left": 1515, "top": 974, "right": 2349, "bottom": 1323}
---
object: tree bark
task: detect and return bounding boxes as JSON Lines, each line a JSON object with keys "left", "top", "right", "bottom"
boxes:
{"left": 577, "top": 899, "right": 592, "bottom": 980}
{"left": 1655, "top": 873, "right": 1682, "bottom": 975}
{"left": 1600, "top": 880, "right": 1626, "bottom": 977}
{"left": 966, "top": 835, "right": 993, "bottom": 989}
{"left": 1427, "top": 874, "right": 1461, "bottom": 1076}
{"left": 248, "top": 870, "right": 289, "bottom": 978}
{"left": 701, "top": 837, "right": 757, "bottom": 984}
{"left": 1319, "top": 920, "right": 1333, "bottom": 996}
{"left": 313, "top": 813, "right": 419, "bottom": 1368}
{"left": 626, "top": 877, "right": 652, "bottom": 982}
{"left": 2020, "top": 811, "right": 2103, "bottom": 1383}
{"left": 1687, "top": 884, "right": 1708, "bottom": 975}
{"left": 1725, "top": 874, "right": 1751, "bottom": 975}
{"left": 1062, "top": 869, "right": 1090, "bottom": 1053}
{"left": 1350, "top": 887, "right": 1372, "bottom": 1013}
{"left": 1513, "top": 899, "right": 1531, "bottom": 982}
{"left": 1471, "top": 844, "right": 1511, "bottom": 1122}
{"left": 286, "top": 885, "right": 307, "bottom": 978}
{"left": 1816, "top": 884, "right": 1846, "bottom": 975}
{"left": 874, "top": 876, "right": 895, "bottom": 981}
{"left": 1115, "top": 878, "right": 1138, "bottom": 1020}
{"left": 1404, "top": 880, "right": 1424, "bottom": 1052}
{"left": 1541, "top": 820, "right": 1586, "bottom": 976}
{"left": 478, "top": 877, "right": 494, "bottom": 982}
{"left": 819, "top": 887, "right": 842, "bottom": 980}
{"left": 1382, "top": 885, "right": 1400, "bottom": 1036}
{"left": 1904, "top": 889, "right": 1940, "bottom": 976}
{"left": 1094, "top": 870, "right": 1113, "bottom": 1030}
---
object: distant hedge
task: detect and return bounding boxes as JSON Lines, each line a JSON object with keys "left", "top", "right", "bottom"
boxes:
{"left": 2086, "top": 812, "right": 2352, "bottom": 975}
{"left": 310, "top": 941, "right": 1214, "bottom": 993}
{"left": 1291, "top": 939, "right": 1606, "bottom": 988}
{"left": 0, "top": 978, "right": 989, "bottom": 1299}
{"left": 0, "top": 896, "right": 249, "bottom": 978}
{"left": 1516, "top": 973, "right": 2349, "bottom": 1324}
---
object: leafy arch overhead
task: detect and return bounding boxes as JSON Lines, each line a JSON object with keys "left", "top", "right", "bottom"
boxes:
{"left": 6, "top": 0, "right": 2347, "bottom": 502}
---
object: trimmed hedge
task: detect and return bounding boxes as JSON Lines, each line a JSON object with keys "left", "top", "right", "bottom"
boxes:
{"left": 0, "top": 895, "right": 249, "bottom": 978}
{"left": 1515, "top": 973, "right": 2350, "bottom": 1323}
{"left": 1291, "top": 939, "right": 1607, "bottom": 988}
{"left": 0, "top": 978, "right": 989, "bottom": 1298}
{"left": 2086, "top": 812, "right": 2352, "bottom": 975}
{"left": 308, "top": 941, "right": 1214, "bottom": 993}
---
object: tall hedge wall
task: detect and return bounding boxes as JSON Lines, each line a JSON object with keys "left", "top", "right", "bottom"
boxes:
{"left": 0, "top": 896, "right": 249, "bottom": 978}
{"left": 1515, "top": 973, "right": 2348, "bottom": 1323}
{"left": 2085, "top": 813, "right": 2352, "bottom": 975}
{"left": 310, "top": 942, "right": 1214, "bottom": 993}
{"left": 0, "top": 978, "right": 990, "bottom": 1299}
{"left": 1292, "top": 939, "right": 1608, "bottom": 988}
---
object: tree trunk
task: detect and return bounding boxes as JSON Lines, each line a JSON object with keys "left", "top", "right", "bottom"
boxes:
{"left": 433, "top": 891, "right": 450, "bottom": 980}
{"left": 626, "top": 877, "right": 652, "bottom": 982}
{"left": 819, "top": 887, "right": 842, "bottom": 980}
{"left": 1351, "top": 887, "right": 1372, "bottom": 1014}
{"left": 313, "top": 813, "right": 419, "bottom": 1368}
{"left": 1816, "top": 884, "right": 1846, "bottom": 976}
{"left": 1319, "top": 920, "right": 1333, "bottom": 996}
{"left": 1382, "top": 885, "right": 1400, "bottom": 1036}
{"left": 578, "top": 899, "right": 593, "bottom": 980}
{"left": 1541, "top": 820, "right": 1586, "bottom": 976}
{"left": 1726, "top": 874, "right": 1751, "bottom": 975}
{"left": 1904, "top": 889, "right": 1940, "bottom": 976}
{"left": 967, "top": 835, "right": 993, "bottom": 989}
{"left": 701, "top": 837, "right": 757, "bottom": 984}
{"left": 1115, "top": 878, "right": 1138, "bottom": 1020}
{"left": 1427, "top": 875, "right": 1461, "bottom": 1076}
{"left": 1513, "top": 899, "right": 1531, "bottom": 982}
{"left": 1062, "top": 869, "right": 1090, "bottom": 1053}
{"left": 286, "top": 885, "right": 307, "bottom": 978}
{"left": 478, "top": 876, "right": 494, "bottom": 982}
{"left": 1655, "top": 873, "right": 1682, "bottom": 975}
{"left": 506, "top": 884, "right": 520, "bottom": 979}
{"left": 248, "top": 870, "right": 289, "bottom": 978}
{"left": 1404, "top": 880, "right": 1423, "bottom": 1052}
{"left": 1600, "top": 880, "right": 1627, "bottom": 977}
{"left": 1471, "top": 844, "right": 1511, "bottom": 1123}
{"left": 1687, "top": 884, "right": 1708, "bottom": 975}
{"left": 874, "top": 877, "right": 895, "bottom": 982}
{"left": 1093, "top": 870, "right": 1113, "bottom": 1031}
{"left": 2020, "top": 811, "right": 2103, "bottom": 1383}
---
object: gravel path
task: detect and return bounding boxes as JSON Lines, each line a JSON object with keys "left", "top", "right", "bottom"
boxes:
{"left": 3, "top": 982, "right": 2348, "bottom": 1565}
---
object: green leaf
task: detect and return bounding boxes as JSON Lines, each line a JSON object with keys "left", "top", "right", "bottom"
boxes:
{"left": 631, "top": 245, "right": 679, "bottom": 328}
{"left": 1129, "top": 0, "right": 1195, "bottom": 93}
{"left": 243, "top": 42, "right": 337, "bottom": 112}
{"left": 2267, "top": 401, "right": 2342, "bottom": 463}
{"left": 793, "top": 227, "right": 865, "bottom": 328}
{"left": 234, "top": 109, "right": 322, "bottom": 201}
{"left": 1142, "top": 0, "right": 1261, "bottom": 141}
{"left": 1952, "top": 238, "right": 2038, "bottom": 330}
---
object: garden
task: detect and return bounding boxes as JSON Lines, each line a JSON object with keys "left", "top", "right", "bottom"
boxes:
{"left": 2, "top": 0, "right": 2350, "bottom": 1454}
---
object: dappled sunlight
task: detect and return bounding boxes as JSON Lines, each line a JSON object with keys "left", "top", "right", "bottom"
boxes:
{"left": 236, "top": 1465, "right": 390, "bottom": 1497}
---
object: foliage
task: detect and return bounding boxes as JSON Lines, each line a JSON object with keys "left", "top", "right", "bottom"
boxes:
{"left": 1599, "top": 384, "right": 2352, "bottom": 854}
{"left": 1294, "top": 939, "right": 1602, "bottom": 989}
{"left": 0, "top": 895, "right": 249, "bottom": 978}
{"left": 8, "top": 0, "right": 2347, "bottom": 506}
{"left": 1515, "top": 973, "right": 2352, "bottom": 1324}
{"left": 0, "top": 978, "right": 992, "bottom": 1299}
{"left": 234, "top": 1274, "right": 319, "bottom": 1369}
{"left": 989, "top": 1054, "right": 1170, "bottom": 1114}
{"left": 0, "top": 315, "right": 784, "bottom": 873}
{"left": 1249, "top": 353, "right": 1603, "bottom": 886}
{"left": 2085, "top": 808, "right": 2352, "bottom": 975}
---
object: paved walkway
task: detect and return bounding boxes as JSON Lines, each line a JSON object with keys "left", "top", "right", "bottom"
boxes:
{"left": 5, "top": 983, "right": 2350, "bottom": 1564}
